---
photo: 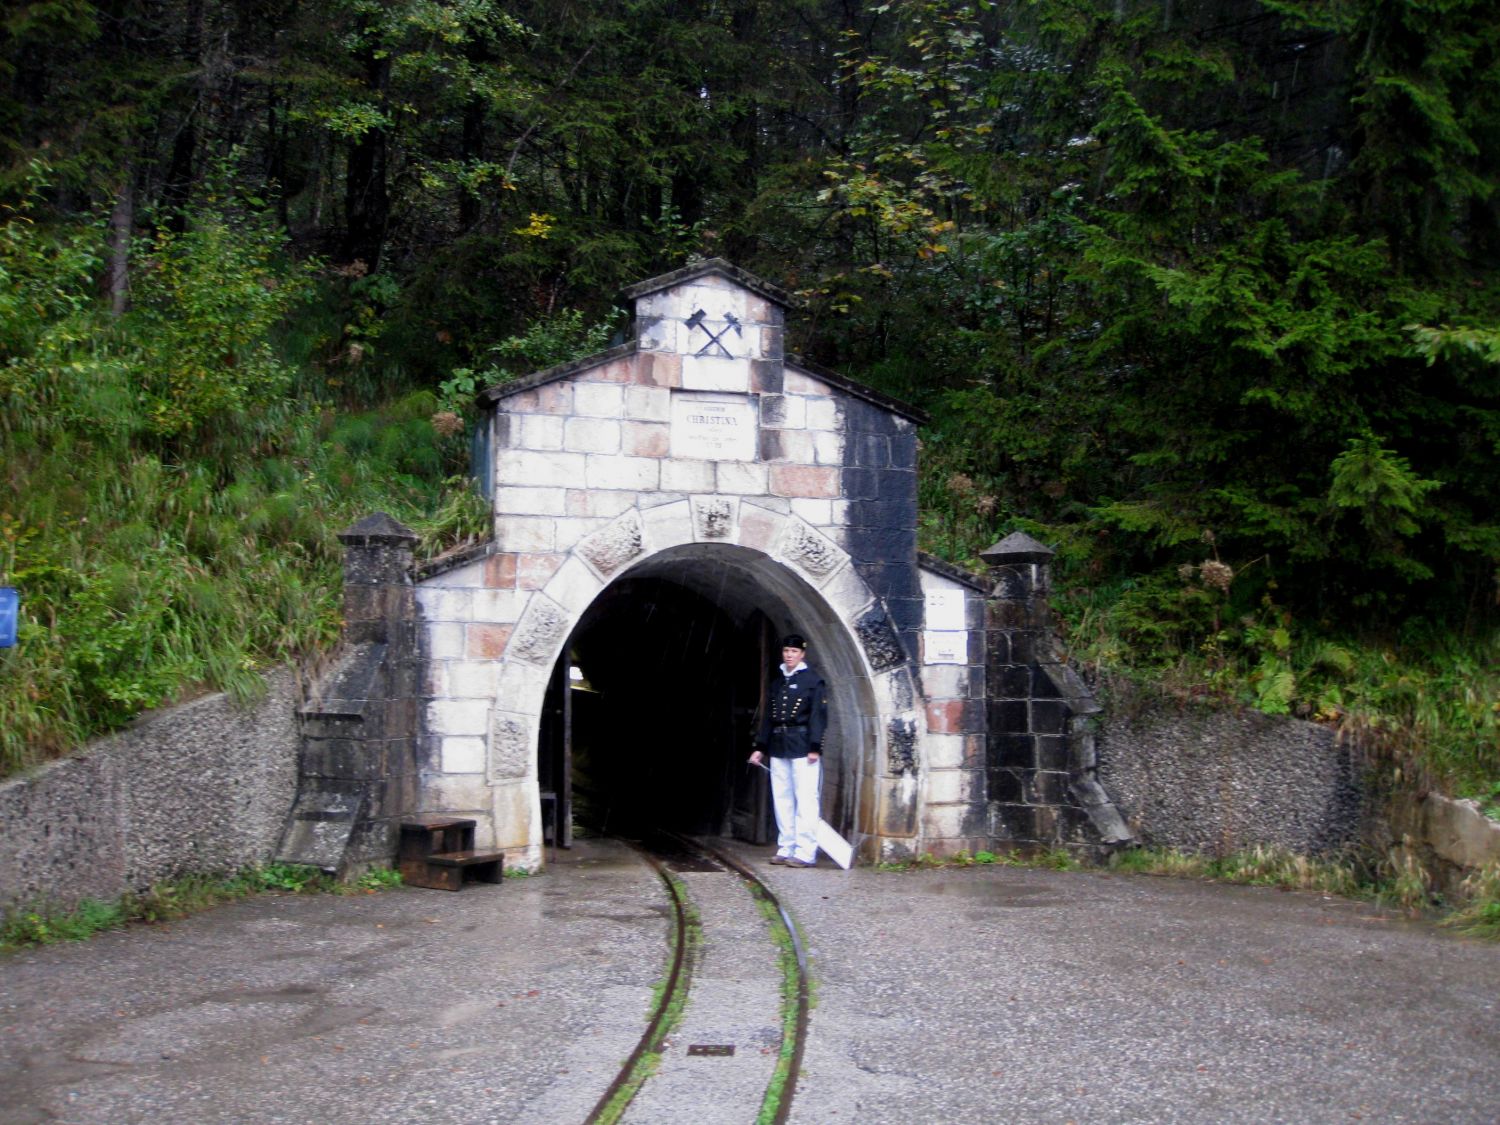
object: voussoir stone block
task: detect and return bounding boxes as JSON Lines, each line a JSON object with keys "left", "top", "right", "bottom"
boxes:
{"left": 578, "top": 510, "right": 646, "bottom": 577}
{"left": 692, "top": 495, "right": 737, "bottom": 540}
{"left": 509, "top": 594, "right": 570, "bottom": 666}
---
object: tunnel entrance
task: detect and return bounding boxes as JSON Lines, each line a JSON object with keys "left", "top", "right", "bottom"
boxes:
{"left": 540, "top": 573, "right": 778, "bottom": 843}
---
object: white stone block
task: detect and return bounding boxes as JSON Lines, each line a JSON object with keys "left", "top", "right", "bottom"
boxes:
{"left": 424, "top": 772, "right": 493, "bottom": 813}
{"left": 768, "top": 429, "right": 814, "bottom": 463}
{"left": 638, "top": 316, "right": 679, "bottom": 353}
{"left": 426, "top": 622, "right": 466, "bottom": 660}
{"left": 496, "top": 659, "right": 551, "bottom": 717}
{"left": 442, "top": 736, "right": 487, "bottom": 774}
{"left": 517, "top": 414, "right": 564, "bottom": 451}
{"left": 495, "top": 485, "right": 566, "bottom": 516}
{"left": 574, "top": 383, "right": 624, "bottom": 417}
{"left": 830, "top": 498, "right": 851, "bottom": 525}
{"left": 790, "top": 498, "right": 832, "bottom": 526}
{"left": 545, "top": 555, "right": 606, "bottom": 615}
{"left": 472, "top": 588, "right": 521, "bottom": 623}
{"left": 553, "top": 516, "right": 607, "bottom": 553}
{"left": 626, "top": 384, "right": 672, "bottom": 421}
{"left": 806, "top": 397, "right": 841, "bottom": 431}
{"left": 925, "top": 734, "right": 969, "bottom": 771}
{"left": 586, "top": 455, "right": 660, "bottom": 491}
{"left": 922, "top": 801, "right": 974, "bottom": 840}
{"left": 564, "top": 417, "right": 621, "bottom": 454}
{"left": 716, "top": 460, "right": 767, "bottom": 494}
{"left": 427, "top": 699, "right": 490, "bottom": 736}
{"left": 922, "top": 663, "right": 971, "bottom": 700}
{"left": 495, "top": 515, "right": 555, "bottom": 553}
{"left": 923, "top": 631, "right": 969, "bottom": 665}
{"left": 447, "top": 661, "right": 502, "bottom": 698}
{"left": 813, "top": 431, "right": 843, "bottom": 465}
{"left": 567, "top": 489, "right": 639, "bottom": 518}
{"left": 778, "top": 395, "right": 807, "bottom": 429}
{"left": 821, "top": 564, "right": 874, "bottom": 621}
{"left": 924, "top": 769, "right": 969, "bottom": 805}
{"left": 418, "top": 558, "right": 484, "bottom": 589}
{"left": 784, "top": 369, "right": 829, "bottom": 395}
{"left": 497, "top": 449, "right": 587, "bottom": 488}
{"left": 681, "top": 355, "right": 751, "bottom": 392}
{"left": 920, "top": 580, "right": 968, "bottom": 630}
{"left": 416, "top": 587, "right": 473, "bottom": 622}
{"left": 642, "top": 499, "right": 693, "bottom": 551}
{"left": 661, "top": 459, "right": 716, "bottom": 492}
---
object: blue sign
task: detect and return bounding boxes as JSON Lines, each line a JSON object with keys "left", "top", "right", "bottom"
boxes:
{"left": 0, "top": 587, "right": 17, "bottom": 648}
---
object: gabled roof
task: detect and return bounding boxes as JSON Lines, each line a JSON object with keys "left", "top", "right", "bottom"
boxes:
{"left": 476, "top": 341, "right": 638, "bottom": 407}
{"left": 620, "top": 257, "right": 796, "bottom": 309}
{"left": 787, "top": 356, "right": 928, "bottom": 425}
{"left": 477, "top": 261, "right": 926, "bottom": 424}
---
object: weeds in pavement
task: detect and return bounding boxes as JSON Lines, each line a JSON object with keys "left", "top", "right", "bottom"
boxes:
{"left": 1, "top": 863, "right": 401, "bottom": 954}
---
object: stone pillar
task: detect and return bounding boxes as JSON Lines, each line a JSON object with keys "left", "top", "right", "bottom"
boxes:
{"left": 982, "top": 532, "right": 1131, "bottom": 853}
{"left": 277, "top": 514, "right": 423, "bottom": 875}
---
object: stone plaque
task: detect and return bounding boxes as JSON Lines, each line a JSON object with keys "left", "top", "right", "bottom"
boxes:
{"left": 671, "top": 392, "right": 756, "bottom": 462}
{"left": 924, "top": 587, "right": 966, "bottom": 631}
{"left": 923, "top": 630, "right": 968, "bottom": 664}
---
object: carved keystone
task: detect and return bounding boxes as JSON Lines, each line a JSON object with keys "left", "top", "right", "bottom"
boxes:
{"left": 692, "top": 496, "right": 736, "bottom": 540}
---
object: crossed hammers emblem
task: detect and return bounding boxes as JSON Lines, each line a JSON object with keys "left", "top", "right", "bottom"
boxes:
{"left": 685, "top": 309, "right": 742, "bottom": 358}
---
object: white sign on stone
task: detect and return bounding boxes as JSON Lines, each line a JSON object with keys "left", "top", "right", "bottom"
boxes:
{"left": 924, "top": 631, "right": 968, "bottom": 664}
{"left": 924, "top": 587, "right": 966, "bottom": 631}
{"left": 671, "top": 391, "right": 757, "bottom": 462}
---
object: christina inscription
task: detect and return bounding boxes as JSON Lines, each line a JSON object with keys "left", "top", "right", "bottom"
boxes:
{"left": 671, "top": 392, "right": 757, "bottom": 461}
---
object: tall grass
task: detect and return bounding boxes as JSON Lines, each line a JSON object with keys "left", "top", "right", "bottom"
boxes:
{"left": 0, "top": 183, "right": 482, "bottom": 777}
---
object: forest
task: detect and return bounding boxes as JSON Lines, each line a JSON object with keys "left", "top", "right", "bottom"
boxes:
{"left": 1, "top": 1, "right": 1495, "bottom": 798}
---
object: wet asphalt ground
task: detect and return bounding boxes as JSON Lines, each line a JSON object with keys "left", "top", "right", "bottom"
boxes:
{"left": 2, "top": 838, "right": 1497, "bottom": 1124}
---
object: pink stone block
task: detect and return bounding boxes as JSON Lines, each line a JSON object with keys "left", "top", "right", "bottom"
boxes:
{"left": 645, "top": 353, "right": 681, "bottom": 388}
{"left": 926, "top": 699, "right": 964, "bottom": 734}
{"left": 738, "top": 505, "right": 783, "bottom": 553}
{"left": 770, "top": 464, "right": 839, "bottom": 498}
{"left": 484, "top": 553, "right": 517, "bottom": 589}
{"left": 517, "top": 553, "right": 565, "bottom": 590}
{"left": 467, "top": 623, "right": 514, "bottom": 659}
{"left": 625, "top": 421, "right": 670, "bottom": 457}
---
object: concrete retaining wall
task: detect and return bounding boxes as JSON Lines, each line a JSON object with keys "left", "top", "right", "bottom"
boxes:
{"left": 1094, "top": 676, "right": 1364, "bottom": 857}
{"left": 0, "top": 668, "right": 300, "bottom": 913}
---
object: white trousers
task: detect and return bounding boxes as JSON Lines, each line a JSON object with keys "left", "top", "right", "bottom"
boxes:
{"left": 769, "top": 755, "right": 822, "bottom": 863}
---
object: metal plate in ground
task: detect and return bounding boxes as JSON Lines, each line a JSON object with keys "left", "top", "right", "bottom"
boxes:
{"left": 686, "top": 1044, "right": 736, "bottom": 1057}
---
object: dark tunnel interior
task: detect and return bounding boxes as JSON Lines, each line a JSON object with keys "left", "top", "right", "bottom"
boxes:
{"left": 540, "top": 575, "right": 778, "bottom": 842}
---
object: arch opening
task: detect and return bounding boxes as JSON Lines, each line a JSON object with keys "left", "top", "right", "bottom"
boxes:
{"left": 538, "top": 544, "right": 876, "bottom": 849}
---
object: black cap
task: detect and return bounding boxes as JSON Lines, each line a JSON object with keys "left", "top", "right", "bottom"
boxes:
{"left": 781, "top": 633, "right": 806, "bottom": 650}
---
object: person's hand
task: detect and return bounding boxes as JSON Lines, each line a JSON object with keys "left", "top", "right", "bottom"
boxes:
{"left": 749, "top": 750, "right": 763, "bottom": 765}
{"left": 808, "top": 751, "right": 820, "bottom": 764}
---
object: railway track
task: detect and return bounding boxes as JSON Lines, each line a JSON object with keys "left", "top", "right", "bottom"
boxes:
{"left": 584, "top": 832, "right": 811, "bottom": 1125}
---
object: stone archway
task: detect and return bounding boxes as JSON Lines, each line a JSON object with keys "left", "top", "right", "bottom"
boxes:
{"left": 485, "top": 499, "right": 921, "bottom": 865}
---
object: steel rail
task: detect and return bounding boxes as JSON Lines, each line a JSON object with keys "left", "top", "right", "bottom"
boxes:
{"left": 584, "top": 833, "right": 811, "bottom": 1124}
{"left": 582, "top": 841, "right": 691, "bottom": 1125}
{"left": 666, "top": 833, "right": 810, "bottom": 1125}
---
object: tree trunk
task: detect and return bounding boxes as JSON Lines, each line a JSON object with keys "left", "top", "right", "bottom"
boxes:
{"left": 109, "top": 171, "right": 134, "bottom": 316}
{"left": 343, "top": 21, "right": 391, "bottom": 271}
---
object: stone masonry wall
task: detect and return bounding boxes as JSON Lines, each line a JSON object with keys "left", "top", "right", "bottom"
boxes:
{"left": 1094, "top": 675, "right": 1363, "bottom": 856}
{"left": 916, "top": 559, "right": 989, "bottom": 854}
{"left": 0, "top": 669, "right": 299, "bottom": 914}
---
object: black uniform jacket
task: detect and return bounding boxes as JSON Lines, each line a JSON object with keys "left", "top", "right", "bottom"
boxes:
{"left": 756, "top": 664, "right": 828, "bottom": 759}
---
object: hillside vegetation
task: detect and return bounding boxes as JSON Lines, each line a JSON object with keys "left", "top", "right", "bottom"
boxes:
{"left": 1, "top": 0, "right": 1495, "bottom": 797}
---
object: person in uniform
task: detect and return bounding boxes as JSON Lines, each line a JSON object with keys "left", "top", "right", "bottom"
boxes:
{"left": 749, "top": 633, "right": 828, "bottom": 867}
